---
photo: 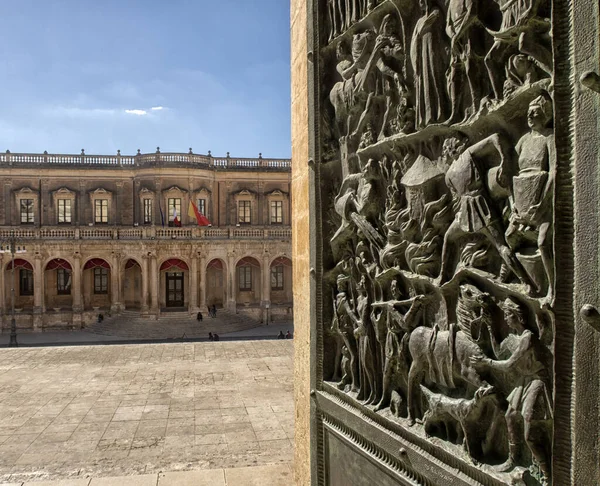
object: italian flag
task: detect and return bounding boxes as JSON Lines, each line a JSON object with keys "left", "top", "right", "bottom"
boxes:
{"left": 188, "top": 201, "right": 211, "bottom": 226}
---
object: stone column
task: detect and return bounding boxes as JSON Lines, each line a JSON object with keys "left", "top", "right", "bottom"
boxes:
{"left": 189, "top": 252, "right": 198, "bottom": 313}
{"left": 199, "top": 254, "right": 207, "bottom": 311}
{"left": 227, "top": 251, "right": 236, "bottom": 312}
{"left": 262, "top": 254, "right": 271, "bottom": 324}
{"left": 150, "top": 254, "right": 159, "bottom": 317}
{"left": 115, "top": 181, "right": 124, "bottom": 225}
{"left": 33, "top": 253, "right": 43, "bottom": 330}
{"left": 110, "top": 255, "right": 120, "bottom": 313}
{"left": 4, "top": 180, "right": 12, "bottom": 225}
{"left": 78, "top": 181, "right": 86, "bottom": 225}
{"left": 154, "top": 179, "right": 162, "bottom": 226}
{"left": 71, "top": 254, "right": 83, "bottom": 328}
{"left": 141, "top": 254, "right": 149, "bottom": 314}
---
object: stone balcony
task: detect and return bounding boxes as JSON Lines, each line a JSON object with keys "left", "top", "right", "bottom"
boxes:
{"left": 0, "top": 225, "right": 292, "bottom": 241}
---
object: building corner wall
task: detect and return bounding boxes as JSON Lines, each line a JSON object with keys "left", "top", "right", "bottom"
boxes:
{"left": 291, "top": 0, "right": 311, "bottom": 484}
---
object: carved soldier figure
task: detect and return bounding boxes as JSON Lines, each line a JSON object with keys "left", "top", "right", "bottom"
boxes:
{"left": 502, "top": 93, "right": 555, "bottom": 306}
{"left": 438, "top": 134, "right": 535, "bottom": 291}
{"left": 471, "top": 298, "right": 552, "bottom": 481}
{"left": 410, "top": 0, "right": 450, "bottom": 128}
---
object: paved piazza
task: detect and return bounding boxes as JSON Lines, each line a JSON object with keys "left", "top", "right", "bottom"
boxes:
{"left": 0, "top": 341, "right": 293, "bottom": 484}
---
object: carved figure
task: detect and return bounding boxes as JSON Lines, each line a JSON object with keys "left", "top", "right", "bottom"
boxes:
{"left": 410, "top": 0, "right": 450, "bottom": 128}
{"left": 471, "top": 298, "right": 552, "bottom": 481}
{"left": 338, "top": 345, "right": 352, "bottom": 390}
{"left": 333, "top": 274, "right": 360, "bottom": 392}
{"left": 503, "top": 54, "right": 539, "bottom": 99}
{"left": 354, "top": 276, "right": 380, "bottom": 403}
{"left": 445, "top": 0, "right": 485, "bottom": 123}
{"left": 485, "top": 0, "right": 552, "bottom": 100}
{"left": 375, "top": 14, "right": 411, "bottom": 140}
{"left": 502, "top": 93, "right": 555, "bottom": 306}
{"left": 438, "top": 134, "right": 535, "bottom": 291}
{"left": 329, "top": 30, "right": 378, "bottom": 166}
{"left": 375, "top": 291, "right": 425, "bottom": 412}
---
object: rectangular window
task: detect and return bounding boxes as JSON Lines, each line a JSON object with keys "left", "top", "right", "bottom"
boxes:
{"left": 58, "top": 199, "right": 72, "bottom": 224}
{"left": 168, "top": 198, "right": 181, "bottom": 225}
{"left": 143, "top": 199, "right": 153, "bottom": 224}
{"left": 94, "top": 268, "right": 108, "bottom": 294}
{"left": 57, "top": 268, "right": 72, "bottom": 295}
{"left": 19, "top": 269, "right": 34, "bottom": 296}
{"left": 270, "top": 201, "right": 283, "bottom": 224}
{"left": 271, "top": 265, "right": 284, "bottom": 291}
{"left": 238, "top": 201, "right": 251, "bottom": 224}
{"left": 238, "top": 266, "right": 252, "bottom": 291}
{"left": 20, "top": 199, "right": 34, "bottom": 224}
{"left": 94, "top": 199, "right": 108, "bottom": 224}
{"left": 197, "top": 198, "right": 206, "bottom": 216}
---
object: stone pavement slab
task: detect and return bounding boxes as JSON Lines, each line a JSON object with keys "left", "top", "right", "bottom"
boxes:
{"left": 158, "top": 469, "right": 226, "bottom": 485}
{"left": 224, "top": 464, "right": 293, "bottom": 486}
{"left": 0, "top": 341, "right": 293, "bottom": 484}
{"left": 89, "top": 475, "right": 156, "bottom": 486}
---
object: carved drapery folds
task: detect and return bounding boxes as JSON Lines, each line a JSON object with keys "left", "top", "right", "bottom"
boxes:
{"left": 321, "top": 1, "right": 555, "bottom": 484}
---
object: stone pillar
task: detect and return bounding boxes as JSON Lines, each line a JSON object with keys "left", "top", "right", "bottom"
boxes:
{"left": 110, "top": 256, "right": 120, "bottom": 313}
{"left": 78, "top": 181, "right": 86, "bottom": 225}
{"left": 115, "top": 181, "right": 124, "bottom": 225}
{"left": 150, "top": 254, "right": 159, "bottom": 317}
{"left": 154, "top": 179, "right": 162, "bottom": 226}
{"left": 262, "top": 254, "right": 271, "bottom": 324}
{"left": 0, "top": 256, "right": 5, "bottom": 327}
{"left": 33, "top": 253, "right": 43, "bottom": 330}
{"left": 227, "top": 251, "right": 236, "bottom": 312}
{"left": 189, "top": 253, "right": 198, "bottom": 313}
{"left": 71, "top": 254, "right": 83, "bottom": 328}
{"left": 199, "top": 254, "right": 207, "bottom": 310}
{"left": 141, "top": 255, "right": 149, "bottom": 314}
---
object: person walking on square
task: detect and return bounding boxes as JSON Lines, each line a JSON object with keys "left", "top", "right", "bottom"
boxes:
{"left": 285, "top": 330, "right": 292, "bottom": 339}
{"left": 278, "top": 330, "right": 285, "bottom": 339}
{"left": 197, "top": 311, "right": 203, "bottom": 322}
{"left": 208, "top": 332, "right": 214, "bottom": 341}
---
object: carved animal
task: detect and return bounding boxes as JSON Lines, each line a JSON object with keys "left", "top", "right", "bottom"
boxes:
{"left": 407, "top": 325, "right": 487, "bottom": 422}
{"left": 420, "top": 384, "right": 497, "bottom": 461}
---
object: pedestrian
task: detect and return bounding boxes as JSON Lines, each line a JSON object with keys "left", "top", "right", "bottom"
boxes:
{"left": 208, "top": 332, "right": 214, "bottom": 341}
{"left": 285, "top": 330, "right": 292, "bottom": 339}
{"left": 213, "top": 305, "right": 217, "bottom": 317}
{"left": 197, "top": 311, "right": 203, "bottom": 322}
{"left": 213, "top": 333, "right": 220, "bottom": 341}
{"left": 277, "top": 331, "right": 285, "bottom": 339}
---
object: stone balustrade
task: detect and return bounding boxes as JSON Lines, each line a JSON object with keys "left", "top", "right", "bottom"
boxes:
{"left": 0, "top": 150, "right": 291, "bottom": 171}
{"left": 0, "top": 225, "right": 291, "bottom": 241}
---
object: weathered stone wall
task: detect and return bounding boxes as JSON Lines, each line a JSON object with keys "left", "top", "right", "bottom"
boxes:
{"left": 291, "top": 0, "right": 311, "bottom": 483}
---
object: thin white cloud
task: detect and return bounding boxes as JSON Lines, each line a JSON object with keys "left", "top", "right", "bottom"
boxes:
{"left": 151, "top": 106, "right": 164, "bottom": 111}
{"left": 125, "top": 109, "right": 147, "bottom": 116}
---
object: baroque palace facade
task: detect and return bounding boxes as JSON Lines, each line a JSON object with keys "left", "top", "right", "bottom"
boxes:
{"left": 0, "top": 149, "right": 292, "bottom": 331}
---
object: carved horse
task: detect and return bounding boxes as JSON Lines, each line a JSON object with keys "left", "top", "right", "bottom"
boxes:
{"left": 407, "top": 325, "right": 488, "bottom": 423}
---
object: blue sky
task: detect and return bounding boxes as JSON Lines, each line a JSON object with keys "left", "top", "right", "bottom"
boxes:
{"left": 0, "top": 0, "right": 291, "bottom": 158}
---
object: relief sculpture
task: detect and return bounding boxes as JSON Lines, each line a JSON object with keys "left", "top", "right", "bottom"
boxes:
{"left": 321, "top": 1, "right": 556, "bottom": 484}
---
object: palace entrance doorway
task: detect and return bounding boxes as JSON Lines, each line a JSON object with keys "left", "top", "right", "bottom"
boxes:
{"left": 165, "top": 272, "right": 184, "bottom": 308}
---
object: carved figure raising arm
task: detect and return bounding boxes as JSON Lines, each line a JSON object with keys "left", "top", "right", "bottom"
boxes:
{"left": 438, "top": 134, "right": 536, "bottom": 291}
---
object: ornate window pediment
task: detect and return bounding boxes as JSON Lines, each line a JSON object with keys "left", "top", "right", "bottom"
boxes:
{"left": 14, "top": 187, "right": 39, "bottom": 197}
{"left": 52, "top": 187, "right": 76, "bottom": 201}
{"left": 89, "top": 187, "right": 112, "bottom": 197}
{"left": 162, "top": 185, "right": 186, "bottom": 196}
